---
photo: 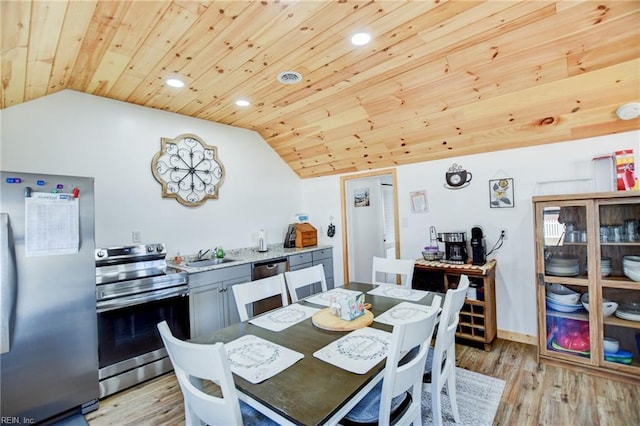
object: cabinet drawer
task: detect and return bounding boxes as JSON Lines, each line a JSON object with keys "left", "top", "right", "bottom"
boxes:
{"left": 188, "top": 264, "right": 251, "bottom": 289}
{"left": 314, "top": 257, "right": 334, "bottom": 279}
{"left": 312, "top": 248, "right": 333, "bottom": 261}
{"left": 289, "top": 252, "right": 313, "bottom": 267}
{"left": 298, "top": 236, "right": 317, "bottom": 247}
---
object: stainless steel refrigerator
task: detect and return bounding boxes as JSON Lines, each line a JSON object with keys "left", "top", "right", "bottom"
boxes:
{"left": 1, "top": 171, "right": 99, "bottom": 423}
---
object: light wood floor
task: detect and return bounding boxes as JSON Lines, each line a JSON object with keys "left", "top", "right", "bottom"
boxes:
{"left": 86, "top": 339, "right": 640, "bottom": 425}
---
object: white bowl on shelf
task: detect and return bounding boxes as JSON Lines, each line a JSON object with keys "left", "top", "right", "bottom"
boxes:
{"left": 603, "top": 337, "right": 620, "bottom": 353}
{"left": 545, "top": 297, "right": 583, "bottom": 313}
{"left": 546, "top": 255, "right": 579, "bottom": 265}
{"left": 623, "top": 267, "right": 640, "bottom": 282}
{"left": 580, "top": 293, "right": 618, "bottom": 317}
{"left": 546, "top": 283, "right": 581, "bottom": 304}
{"left": 545, "top": 265, "right": 580, "bottom": 277}
{"left": 622, "top": 256, "right": 640, "bottom": 270}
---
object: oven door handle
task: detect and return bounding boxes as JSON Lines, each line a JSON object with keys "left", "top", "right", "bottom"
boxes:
{"left": 97, "top": 286, "right": 189, "bottom": 313}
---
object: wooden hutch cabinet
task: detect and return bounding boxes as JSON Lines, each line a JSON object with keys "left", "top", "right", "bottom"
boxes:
{"left": 533, "top": 191, "right": 640, "bottom": 383}
{"left": 414, "top": 259, "right": 497, "bottom": 351}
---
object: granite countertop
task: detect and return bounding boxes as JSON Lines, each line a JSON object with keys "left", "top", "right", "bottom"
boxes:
{"left": 168, "top": 243, "right": 333, "bottom": 273}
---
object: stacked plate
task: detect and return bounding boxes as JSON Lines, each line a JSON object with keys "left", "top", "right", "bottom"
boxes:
{"left": 545, "top": 256, "right": 580, "bottom": 277}
{"left": 601, "top": 257, "right": 612, "bottom": 277}
{"left": 622, "top": 255, "right": 640, "bottom": 282}
{"left": 545, "top": 296, "right": 583, "bottom": 313}
{"left": 615, "top": 301, "right": 640, "bottom": 322}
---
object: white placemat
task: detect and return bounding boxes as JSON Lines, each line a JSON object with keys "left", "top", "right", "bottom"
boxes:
{"left": 375, "top": 301, "right": 440, "bottom": 326}
{"left": 225, "top": 335, "right": 304, "bottom": 384}
{"left": 367, "top": 285, "right": 429, "bottom": 301}
{"left": 249, "top": 304, "right": 320, "bottom": 332}
{"left": 304, "top": 287, "right": 363, "bottom": 307}
{"left": 313, "top": 327, "right": 392, "bottom": 374}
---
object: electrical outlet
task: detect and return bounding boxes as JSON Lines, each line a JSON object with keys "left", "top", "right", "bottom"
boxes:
{"left": 132, "top": 230, "right": 142, "bottom": 243}
{"left": 500, "top": 228, "right": 508, "bottom": 240}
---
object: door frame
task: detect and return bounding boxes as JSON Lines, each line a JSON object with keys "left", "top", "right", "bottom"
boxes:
{"left": 340, "top": 168, "right": 400, "bottom": 284}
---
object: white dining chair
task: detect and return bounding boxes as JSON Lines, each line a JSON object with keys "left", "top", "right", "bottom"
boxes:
{"left": 424, "top": 274, "right": 470, "bottom": 425}
{"left": 232, "top": 274, "right": 289, "bottom": 321}
{"left": 371, "top": 256, "right": 415, "bottom": 287}
{"left": 157, "top": 321, "right": 277, "bottom": 426}
{"left": 284, "top": 264, "right": 328, "bottom": 302}
{"left": 341, "top": 295, "right": 442, "bottom": 426}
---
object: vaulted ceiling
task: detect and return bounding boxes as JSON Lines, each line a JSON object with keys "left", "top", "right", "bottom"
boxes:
{"left": 2, "top": 1, "right": 639, "bottom": 178}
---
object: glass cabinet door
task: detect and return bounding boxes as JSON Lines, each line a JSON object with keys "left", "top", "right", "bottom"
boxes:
{"left": 536, "top": 201, "right": 592, "bottom": 364}
{"left": 597, "top": 200, "right": 640, "bottom": 372}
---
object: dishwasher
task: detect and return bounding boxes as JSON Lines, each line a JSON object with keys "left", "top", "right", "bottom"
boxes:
{"left": 251, "top": 257, "right": 289, "bottom": 316}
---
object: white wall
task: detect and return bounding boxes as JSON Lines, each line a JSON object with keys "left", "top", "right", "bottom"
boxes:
{"left": 2, "top": 90, "right": 638, "bottom": 339}
{"left": 303, "top": 130, "right": 640, "bottom": 339}
{"left": 0, "top": 90, "right": 302, "bottom": 256}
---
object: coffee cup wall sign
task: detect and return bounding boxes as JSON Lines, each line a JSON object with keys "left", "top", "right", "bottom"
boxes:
{"left": 444, "top": 163, "right": 472, "bottom": 189}
{"left": 151, "top": 133, "right": 225, "bottom": 207}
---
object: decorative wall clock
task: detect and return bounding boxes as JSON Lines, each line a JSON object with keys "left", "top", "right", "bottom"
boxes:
{"left": 151, "top": 133, "right": 225, "bottom": 206}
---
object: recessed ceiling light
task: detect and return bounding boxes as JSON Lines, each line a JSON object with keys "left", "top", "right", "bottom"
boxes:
{"left": 166, "top": 78, "right": 185, "bottom": 88}
{"left": 235, "top": 99, "right": 250, "bottom": 107}
{"left": 277, "top": 71, "right": 303, "bottom": 84}
{"left": 351, "top": 32, "right": 371, "bottom": 46}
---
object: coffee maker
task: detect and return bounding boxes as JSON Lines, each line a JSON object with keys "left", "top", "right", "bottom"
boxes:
{"left": 470, "top": 226, "right": 486, "bottom": 265}
{"left": 437, "top": 232, "right": 468, "bottom": 264}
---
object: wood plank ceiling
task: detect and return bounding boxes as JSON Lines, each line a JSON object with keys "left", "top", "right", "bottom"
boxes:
{"left": 2, "top": 0, "right": 639, "bottom": 178}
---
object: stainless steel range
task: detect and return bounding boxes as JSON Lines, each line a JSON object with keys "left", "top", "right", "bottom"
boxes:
{"left": 95, "top": 243, "right": 189, "bottom": 398}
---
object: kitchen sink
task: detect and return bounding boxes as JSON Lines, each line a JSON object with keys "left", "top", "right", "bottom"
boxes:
{"left": 186, "top": 258, "right": 236, "bottom": 267}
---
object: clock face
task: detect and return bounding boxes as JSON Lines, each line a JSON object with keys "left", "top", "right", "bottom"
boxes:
{"left": 449, "top": 174, "right": 462, "bottom": 185}
{"left": 151, "top": 134, "right": 225, "bottom": 206}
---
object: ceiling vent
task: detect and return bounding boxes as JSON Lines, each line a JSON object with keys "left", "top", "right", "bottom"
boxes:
{"left": 277, "top": 71, "right": 303, "bottom": 84}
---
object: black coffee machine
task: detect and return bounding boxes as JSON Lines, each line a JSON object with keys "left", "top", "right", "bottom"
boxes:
{"left": 471, "top": 226, "right": 486, "bottom": 265}
{"left": 437, "top": 232, "right": 468, "bottom": 264}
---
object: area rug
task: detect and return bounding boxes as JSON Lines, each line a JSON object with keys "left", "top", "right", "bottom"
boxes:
{"left": 422, "top": 367, "right": 505, "bottom": 425}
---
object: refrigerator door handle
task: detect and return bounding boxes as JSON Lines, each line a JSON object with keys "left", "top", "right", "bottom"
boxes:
{"left": 1, "top": 213, "right": 17, "bottom": 354}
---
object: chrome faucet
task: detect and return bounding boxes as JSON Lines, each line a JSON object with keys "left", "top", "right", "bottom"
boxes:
{"left": 197, "top": 249, "right": 210, "bottom": 260}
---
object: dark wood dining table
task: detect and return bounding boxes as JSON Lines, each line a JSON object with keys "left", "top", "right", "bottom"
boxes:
{"left": 192, "top": 282, "right": 441, "bottom": 426}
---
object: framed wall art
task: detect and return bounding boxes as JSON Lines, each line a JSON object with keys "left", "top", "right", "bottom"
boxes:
{"left": 354, "top": 188, "right": 370, "bottom": 207}
{"left": 489, "top": 178, "right": 514, "bottom": 208}
{"left": 151, "top": 133, "right": 225, "bottom": 207}
{"left": 410, "top": 190, "right": 428, "bottom": 213}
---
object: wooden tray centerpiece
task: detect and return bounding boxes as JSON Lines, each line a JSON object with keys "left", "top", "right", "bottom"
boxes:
{"left": 312, "top": 306, "right": 373, "bottom": 331}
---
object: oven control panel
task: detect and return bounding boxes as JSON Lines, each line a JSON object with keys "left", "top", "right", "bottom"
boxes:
{"left": 95, "top": 243, "right": 166, "bottom": 261}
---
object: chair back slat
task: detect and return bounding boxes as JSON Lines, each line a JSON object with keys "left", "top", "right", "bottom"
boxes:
{"left": 377, "top": 296, "right": 440, "bottom": 425}
{"left": 157, "top": 321, "right": 242, "bottom": 425}
{"left": 371, "top": 256, "right": 415, "bottom": 287}
{"left": 284, "top": 264, "right": 327, "bottom": 302}
{"left": 427, "top": 274, "right": 470, "bottom": 425}
{"left": 232, "top": 274, "right": 288, "bottom": 321}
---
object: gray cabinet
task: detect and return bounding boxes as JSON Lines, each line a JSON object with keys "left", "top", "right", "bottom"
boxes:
{"left": 189, "top": 264, "right": 251, "bottom": 338}
{"left": 288, "top": 248, "right": 334, "bottom": 298}
{"left": 313, "top": 247, "right": 334, "bottom": 290}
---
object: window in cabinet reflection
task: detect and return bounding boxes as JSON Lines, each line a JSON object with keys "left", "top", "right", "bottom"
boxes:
{"left": 543, "top": 206, "right": 587, "bottom": 246}
{"left": 543, "top": 207, "right": 563, "bottom": 246}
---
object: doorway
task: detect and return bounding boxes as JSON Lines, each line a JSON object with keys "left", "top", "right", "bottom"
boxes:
{"left": 340, "top": 169, "right": 400, "bottom": 283}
